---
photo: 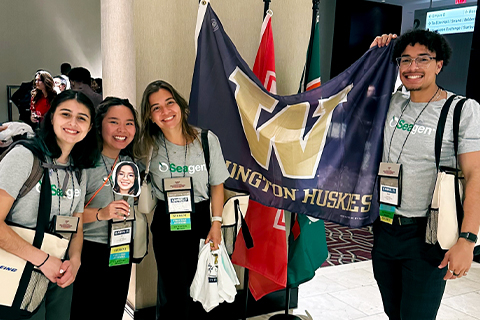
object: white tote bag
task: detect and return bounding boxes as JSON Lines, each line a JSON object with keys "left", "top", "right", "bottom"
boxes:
{"left": 0, "top": 226, "right": 69, "bottom": 311}
{"left": 137, "top": 147, "right": 157, "bottom": 214}
{"left": 427, "top": 96, "right": 480, "bottom": 251}
{"left": 430, "top": 171, "right": 480, "bottom": 249}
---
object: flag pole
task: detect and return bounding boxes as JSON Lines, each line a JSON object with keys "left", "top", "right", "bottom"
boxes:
{"left": 263, "top": 0, "right": 271, "bottom": 18}
{"left": 303, "top": 0, "right": 320, "bottom": 92}
{"left": 269, "top": 212, "right": 301, "bottom": 320}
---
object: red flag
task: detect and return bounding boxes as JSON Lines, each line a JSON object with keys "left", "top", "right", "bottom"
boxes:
{"left": 231, "top": 10, "right": 288, "bottom": 300}
{"left": 231, "top": 202, "right": 287, "bottom": 300}
{"left": 252, "top": 11, "right": 276, "bottom": 94}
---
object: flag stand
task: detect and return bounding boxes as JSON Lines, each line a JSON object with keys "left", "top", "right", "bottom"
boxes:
{"left": 241, "top": 268, "right": 249, "bottom": 320}
{"left": 268, "top": 212, "right": 300, "bottom": 320}
{"left": 270, "top": 1, "right": 319, "bottom": 318}
{"left": 302, "top": 0, "right": 320, "bottom": 92}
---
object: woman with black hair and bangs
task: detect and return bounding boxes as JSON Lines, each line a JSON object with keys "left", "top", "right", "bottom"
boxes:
{"left": 70, "top": 97, "right": 140, "bottom": 320}
{"left": 0, "top": 90, "right": 100, "bottom": 320}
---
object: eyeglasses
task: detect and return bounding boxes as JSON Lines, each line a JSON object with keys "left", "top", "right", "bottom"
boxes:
{"left": 395, "top": 56, "right": 437, "bottom": 68}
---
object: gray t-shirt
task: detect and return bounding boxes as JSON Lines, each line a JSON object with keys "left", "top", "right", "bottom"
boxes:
{"left": 0, "top": 145, "right": 85, "bottom": 228}
{"left": 83, "top": 155, "right": 135, "bottom": 244}
{"left": 383, "top": 91, "right": 480, "bottom": 217}
{"left": 149, "top": 129, "right": 230, "bottom": 202}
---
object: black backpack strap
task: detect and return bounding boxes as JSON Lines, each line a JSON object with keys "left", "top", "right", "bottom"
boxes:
{"left": 435, "top": 95, "right": 456, "bottom": 171}
{"left": 11, "top": 165, "right": 52, "bottom": 311}
{"left": 201, "top": 129, "right": 210, "bottom": 174}
{"left": 452, "top": 99, "right": 467, "bottom": 165}
{"left": 18, "top": 156, "right": 43, "bottom": 198}
{"left": 452, "top": 98, "right": 467, "bottom": 234}
{"left": 1, "top": 141, "right": 45, "bottom": 212}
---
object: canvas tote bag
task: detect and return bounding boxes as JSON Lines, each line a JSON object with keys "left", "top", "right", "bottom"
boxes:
{"left": 0, "top": 167, "right": 69, "bottom": 319}
{"left": 137, "top": 147, "right": 157, "bottom": 214}
{"left": 427, "top": 96, "right": 480, "bottom": 251}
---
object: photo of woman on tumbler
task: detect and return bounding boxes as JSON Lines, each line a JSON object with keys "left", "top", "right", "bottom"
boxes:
{"left": 112, "top": 161, "right": 140, "bottom": 196}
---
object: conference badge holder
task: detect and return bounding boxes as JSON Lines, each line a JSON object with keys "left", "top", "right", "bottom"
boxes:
{"left": 51, "top": 215, "right": 79, "bottom": 240}
{"left": 107, "top": 202, "right": 135, "bottom": 267}
{"left": 162, "top": 177, "right": 195, "bottom": 231}
{"left": 377, "top": 162, "right": 402, "bottom": 224}
{"left": 107, "top": 161, "right": 143, "bottom": 266}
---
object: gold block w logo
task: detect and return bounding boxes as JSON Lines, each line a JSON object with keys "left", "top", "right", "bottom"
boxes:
{"left": 229, "top": 67, "right": 352, "bottom": 179}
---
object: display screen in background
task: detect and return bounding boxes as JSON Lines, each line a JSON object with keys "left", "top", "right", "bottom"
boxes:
{"left": 426, "top": 6, "right": 476, "bottom": 35}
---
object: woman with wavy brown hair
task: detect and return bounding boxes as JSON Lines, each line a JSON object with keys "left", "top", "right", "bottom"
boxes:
{"left": 135, "top": 80, "right": 229, "bottom": 319}
{"left": 30, "top": 70, "right": 57, "bottom": 124}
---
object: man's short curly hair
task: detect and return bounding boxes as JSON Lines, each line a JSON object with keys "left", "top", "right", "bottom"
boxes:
{"left": 392, "top": 29, "right": 452, "bottom": 67}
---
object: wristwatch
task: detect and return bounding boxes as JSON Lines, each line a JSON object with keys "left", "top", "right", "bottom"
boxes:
{"left": 459, "top": 232, "right": 478, "bottom": 243}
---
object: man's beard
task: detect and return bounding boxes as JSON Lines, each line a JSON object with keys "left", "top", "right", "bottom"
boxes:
{"left": 405, "top": 86, "right": 421, "bottom": 92}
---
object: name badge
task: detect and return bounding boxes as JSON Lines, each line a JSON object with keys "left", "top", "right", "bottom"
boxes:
{"left": 52, "top": 215, "right": 79, "bottom": 233}
{"left": 109, "top": 221, "right": 133, "bottom": 247}
{"left": 379, "top": 203, "right": 395, "bottom": 225}
{"left": 170, "top": 213, "right": 192, "bottom": 231}
{"left": 163, "top": 177, "right": 194, "bottom": 214}
{"left": 378, "top": 162, "right": 402, "bottom": 207}
{"left": 109, "top": 245, "right": 130, "bottom": 267}
{"left": 167, "top": 191, "right": 192, "bottom": 213}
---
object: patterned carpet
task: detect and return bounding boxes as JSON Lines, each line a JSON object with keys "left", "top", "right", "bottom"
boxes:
{"left": 322, "top": 221, "right": 374, "bottom": 267}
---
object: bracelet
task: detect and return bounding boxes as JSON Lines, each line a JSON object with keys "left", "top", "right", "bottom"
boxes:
{"left": 211, "top": 216, "right": 223, "bottom": 224}
{"left": 96, "top": 208, "right": 102, "bottom": 221}
{"left": 36, "top": 254, "right": 49, "bottom": 268}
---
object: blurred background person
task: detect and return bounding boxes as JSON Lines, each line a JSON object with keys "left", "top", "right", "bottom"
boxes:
{"left": 60, "top": 62, "right": 72, "bottom": 89}
{"left": 69, "top": 67, "right": 102, "bottom": 108}
{"left": 53, "top": 75, "right": 67, "bottom": 93}
{"left": 30, "top": 70, "right": 57, "bottom": 125}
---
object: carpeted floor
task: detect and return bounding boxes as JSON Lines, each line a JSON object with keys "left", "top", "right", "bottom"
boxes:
{"left": 322, "top": 221, "right": 374, "bottom": 267}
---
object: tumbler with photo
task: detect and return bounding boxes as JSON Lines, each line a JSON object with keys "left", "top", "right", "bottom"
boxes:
{"left": 108, "top": 161, "right": 140, "bottom": 266}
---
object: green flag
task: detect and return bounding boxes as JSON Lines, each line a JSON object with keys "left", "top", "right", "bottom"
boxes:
{"left": 288, "top": 11, "right": 328, "bottom": 287}
{"left": 287, "top": 214, "right": 328, "bottom": 287}
{"left": 299, "top": 13, "right": 321, "bottom": 92}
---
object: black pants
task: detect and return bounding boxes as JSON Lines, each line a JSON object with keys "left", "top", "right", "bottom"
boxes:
{"left": 152, "top": 199, "right": 226, "bottom": 320}
{"left": 70, "top": 240, "right": 132, "bottom": 320}
{"left": 372, "top": 218, "right": 448, "bottom": 320}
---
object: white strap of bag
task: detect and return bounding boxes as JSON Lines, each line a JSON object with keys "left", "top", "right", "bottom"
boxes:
{"left": 143, "top": 147, "right": 154, "bottom": 183}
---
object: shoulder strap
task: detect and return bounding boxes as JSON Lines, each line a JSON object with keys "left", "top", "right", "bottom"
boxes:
{"left": 435, "top": 95, "right": 457, "bottom": 170}
{"left": 201, "top": 129, "right": 210, "bottom": 174}
{"left": 453, "top": 98, "right": 467, "bottom": 163}
{"left": 0, "top": 141, "right": 44, "bottom": 209}
{"left": 453, "top": 98, "right": 467, "bottom": 233}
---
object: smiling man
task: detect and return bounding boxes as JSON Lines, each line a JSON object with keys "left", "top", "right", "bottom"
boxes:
{"left": 370, "top": 30, "right": 480, "bottom": 320}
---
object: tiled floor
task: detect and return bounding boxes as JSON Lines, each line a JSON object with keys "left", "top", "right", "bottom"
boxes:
{"left": 124, "top": 260, "right": 480, "bottom": 319}
{"left": 248, "top": 260, "right": 480, "bottom": 320}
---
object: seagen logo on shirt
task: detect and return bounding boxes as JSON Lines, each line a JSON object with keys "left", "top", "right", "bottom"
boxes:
{"left": 158, "top": 162, "right": 207, "bottom": 175}
{"left": 35, "top": 181, "right": 81, "bottom": 200}
{"left": 389, "top": 116, "right": 433, "bottom": 135}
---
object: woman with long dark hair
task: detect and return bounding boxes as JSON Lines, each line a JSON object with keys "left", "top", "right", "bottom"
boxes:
{"left": 135, "top": 80, "right": 229, "bottom": 319}
{"left": 30, "top": 70, "right": 57, "bottom": 124}
{"left": 0, "top": 90, "right": 99, "bottom": 319}
{"left": 70, "top": 97, "right": 139, "bottom": 320}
